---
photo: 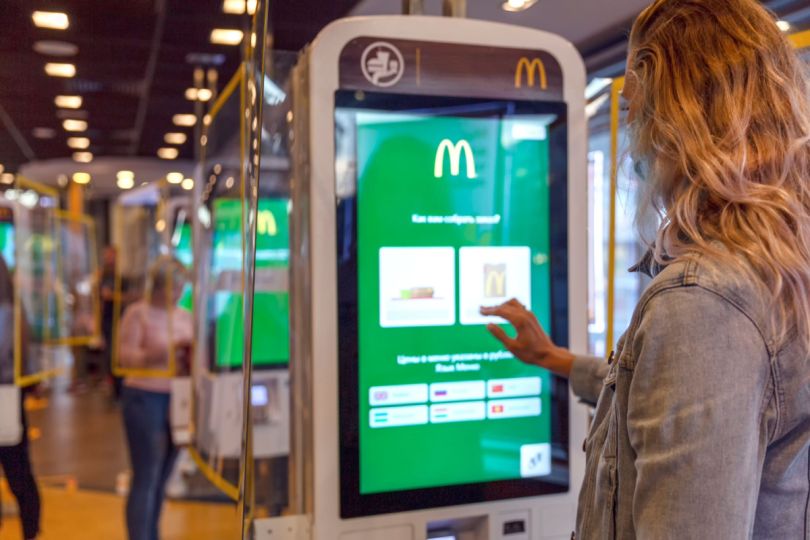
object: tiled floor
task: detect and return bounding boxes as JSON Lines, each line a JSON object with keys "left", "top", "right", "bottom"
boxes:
{"left": 0, "top": 380, "right": 239, "bottom": 539}
{"left": 0, "top": 487, "right": 240, "bottom": 539}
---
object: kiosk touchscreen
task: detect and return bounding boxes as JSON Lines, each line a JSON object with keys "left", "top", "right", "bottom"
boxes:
{"left": 288, "top": 15, "right": 587, "bottom": 540}
{"left": 210, "top": 197, "right": 290, "bottom": 369}
{"left": 336, "top": 93, "right": 570, "bottom": 512}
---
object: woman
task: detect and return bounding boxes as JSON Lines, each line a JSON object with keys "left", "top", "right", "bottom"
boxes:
{"left": 119, "top": 257, "right": 193, "bottom": 540}
{"left": 0, "top": 256, "right": 40, "bottom": 540}
{"left": 483, "top": 1, "right": 810, "bottom": 538}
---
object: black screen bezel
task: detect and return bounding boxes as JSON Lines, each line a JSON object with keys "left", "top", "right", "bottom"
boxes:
{"left": 335, "top": 90, "right": 571, "bottom": 518}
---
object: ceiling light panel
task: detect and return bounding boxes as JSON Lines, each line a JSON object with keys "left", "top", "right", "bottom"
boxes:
{"left": 166, "top": 172, "right": 184, "bottom": 184}
{"left": 32, "top": 11, "right": 69, "bottom": 30}
{"left": 158, "top": 147, "right": 179, "bottom": 160}
{"left": 55, "top": 95, "right": 82, "bottom": 109}
{"left": 173, "top": 114, "right": 196, "bottom": 127}
{"left": 72, "top": 152, "right": 93, "bottom": 163}
{"left": 117, "top": 176, "right": 134, "bottom": 190}
{"left": 181, "top": 178, "right": 194, "bottom": 191}
{"left": 223, "top": 0, "right": 257, "bottom": 15}
{"left": 72, "top": 172, "right": 91, "bottom": 184}
{"left": 164, "top": 133, "right": 187, "bottom": 145}
{"left": 45, "top": 63, "right": 76, "bottom": 78}
{"left": 63, "top": 119, "right": 88, "bottom": 132}
{"left": 67, "top": 137, "right": 90, "bottom": 149}
{"left": 210, "top": 29, "right": 244, "bottom": 46}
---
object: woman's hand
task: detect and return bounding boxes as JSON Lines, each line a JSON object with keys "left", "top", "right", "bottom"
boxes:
{"left": 480, "top": 299, "right": 575, "bottom": 378}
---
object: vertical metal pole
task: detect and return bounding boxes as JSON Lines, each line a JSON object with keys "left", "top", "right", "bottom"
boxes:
{"left": 402, "top": 0, "right": 424, "bottom": 14}
{"left": 442, "top": 0, "right": 466, "bottom": 17}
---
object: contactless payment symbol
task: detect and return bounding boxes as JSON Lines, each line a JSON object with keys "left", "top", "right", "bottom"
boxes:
{"left": 361, "top": 41, "right": 405, "bottom": 87}
{"left": 520, "top": 443, "right": 551, "bottom": 477}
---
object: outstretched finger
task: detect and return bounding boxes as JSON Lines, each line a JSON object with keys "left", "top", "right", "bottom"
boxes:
{"left": 486, "top": 323, "right": 517, "bottom": 350}
{"left": 480, "top": 303, "right": 525, "bottom": 326}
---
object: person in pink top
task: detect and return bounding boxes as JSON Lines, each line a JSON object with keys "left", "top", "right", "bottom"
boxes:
{"left": 118, "top": 257, "right": 193, "bottom": 540}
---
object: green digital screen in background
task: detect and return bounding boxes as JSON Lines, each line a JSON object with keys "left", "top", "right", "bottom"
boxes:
{"left": 0, "top": 221, "right": 14, "bottom": 270}
{"left": 212, "top": 198, "right": 290, "bottom": 368}
{"left": 348, "top": 108, "right": 559, "bottom": 495}
{"left": 172, "top": 222, "right": 194, "bottom": 311}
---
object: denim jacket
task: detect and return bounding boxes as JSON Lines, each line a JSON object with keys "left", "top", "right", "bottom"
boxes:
{"left": 569, "top": 253, "right": 810, "bottom": 539}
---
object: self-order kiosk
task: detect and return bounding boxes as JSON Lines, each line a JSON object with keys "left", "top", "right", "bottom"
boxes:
{"left": 265, "top": 15, "right": 588, "bottom": 540}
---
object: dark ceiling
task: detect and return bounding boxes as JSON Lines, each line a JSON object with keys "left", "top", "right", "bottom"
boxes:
{"left": 0, "top": 0, "right": 358, "bottom": 174}
{"left": 2, "top": 0, "right": 808, "bottom": 175}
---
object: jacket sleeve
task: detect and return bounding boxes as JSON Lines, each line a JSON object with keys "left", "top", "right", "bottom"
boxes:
{"left": 569, "top": 355, "right": 609, "bottom": 406}
{"left": 627, "top": 287, "right": 769, "bottom": 538}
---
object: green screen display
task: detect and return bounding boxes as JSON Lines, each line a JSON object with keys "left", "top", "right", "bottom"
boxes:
{"left": 212, "top": 198, "right": 290, "bottom": 368}
{"left": 172, "top": 222, "right": 194, "bottom": 311}
{"left": 343, "top": 103, "right": 563, "bottom": 496}
{"left": 0, "top": 221, "right": 14, "bottom": 270}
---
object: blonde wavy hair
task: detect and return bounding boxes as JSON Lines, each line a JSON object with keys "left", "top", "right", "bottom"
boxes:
{"left": 628, "top": 0, "right": 810, "bottom": 347}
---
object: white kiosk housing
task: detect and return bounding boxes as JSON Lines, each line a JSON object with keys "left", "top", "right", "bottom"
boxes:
{"left": 283, "top": 16, "right": 587, "bottom": 540}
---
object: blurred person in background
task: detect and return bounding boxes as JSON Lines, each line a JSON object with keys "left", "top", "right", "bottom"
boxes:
{"left": 118, "top": 256, "right": 192, "bottom": 540}
{"left": 0, "top": 255, "right": 41, "bottom": 540}
{"left": 99, "top": 245, "right": 123, "bottom": 399}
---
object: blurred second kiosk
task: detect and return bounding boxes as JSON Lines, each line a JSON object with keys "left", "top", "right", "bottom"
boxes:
{"left": 275, "top": 15, "right": 587, "bottom": 540}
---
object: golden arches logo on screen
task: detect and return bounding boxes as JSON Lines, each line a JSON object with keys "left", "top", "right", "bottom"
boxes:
{"left": 515, "top": 57, "right": 548, "bottom": 90}
{"left": 257, "top": 210, "right": 277, "bottom": 236}
{"left": 434, "top": 139, "right": 477, "bottom": 179}
{"left": 484, "top": 264, "right": 507, "bottom": 298}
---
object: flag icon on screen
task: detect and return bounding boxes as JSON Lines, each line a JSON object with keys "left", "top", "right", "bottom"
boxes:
{"left": 492, "top": 404, "right": 504, "bottom": 414}
{"left": 434, "top": 390, "right": 448, "bottom": 397}
{"left": 492, "top": 384, "right": 504, "bottom": 393}
{"left": 373, "top": 391, "right": 388, "bottom": 401}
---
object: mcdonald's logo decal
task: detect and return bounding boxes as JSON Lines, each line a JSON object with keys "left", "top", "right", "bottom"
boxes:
{"left": 434, "top": 139, "right": 477, "bottom": 179}
{"left": 257, "top": 209, "right": 278, "bottom": 236}
{"left": 514, "top": 57, "right": 548, "bottom": 90}
{"left": 484, "top": 264, "right": 507, "bottom": 298}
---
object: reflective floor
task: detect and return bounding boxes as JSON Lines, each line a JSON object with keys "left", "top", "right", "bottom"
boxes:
{"left": 0, "top": 377, "right": 238, "bottom": 539}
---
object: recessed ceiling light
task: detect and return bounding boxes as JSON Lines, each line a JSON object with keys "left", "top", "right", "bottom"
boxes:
{"left": 72, "top": 172, "right": 91, "bottom": 184}
{"left": 223, "top": 0, "right": 257, "bottom": 15}
{"left": 210, "top": 29, "right": 244, "bottom": 46}
{"left": 777, "top": 20, "right": 791, "bottom": 32}
{"left": 63, "top": 119, "right": 88, "bottom": 132}
{"left": 116, "top": 170, "right": 135, "bottom": 181}
{"left": 173, "top": 114, "right": 197, "bottom": 127}
{"left": 0, "top": 173, "right": 14, "bottom": 185}
{"left": 501, "top": 0, "right": 538, "bottom": 12}
{"left": 55, "top": 95, "right": 82, "bottom": 109}
{"left": 0, "top": 164, "right": 4, "bottom": 174}
{"left": 158, "top": 147, "right": 179, "bottom": 160}
{"left": 32, "top": 11, "right": 69, "bottom": 30}
{"left": 67, "top": 137, "right": 90, "bottom": 149}
{"left": 181, "top": 178, "right": 194, "bottom": 191}
{"left": 166, "top": 172, "right": 184, "bottom": 184}
{"left": 73, "top": 151, "right": 93, "bottom": 163}
{"left": 32, "top": 127, "right": 57, "bottom": 139}
{"left": 57, "top": 174, "right": 69, "bottom": 187}
{"left": 33, "top": 40, "right": 78, "bottom": 57}
{"left": 44, "top": 63, "right": 76, "bottom": 78}
{"left": 164, "top": 132, "right": 187, "bottom": 145}
{"left": 185, "top": 88, "right": 213, "bottom": 102}
{"left": 117, "top": 176, "right": 134, "bottom": 190}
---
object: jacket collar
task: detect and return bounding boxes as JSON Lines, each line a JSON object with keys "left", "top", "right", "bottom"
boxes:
{"left": 628, "top": 248, "right": 670, "bottom": 278}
